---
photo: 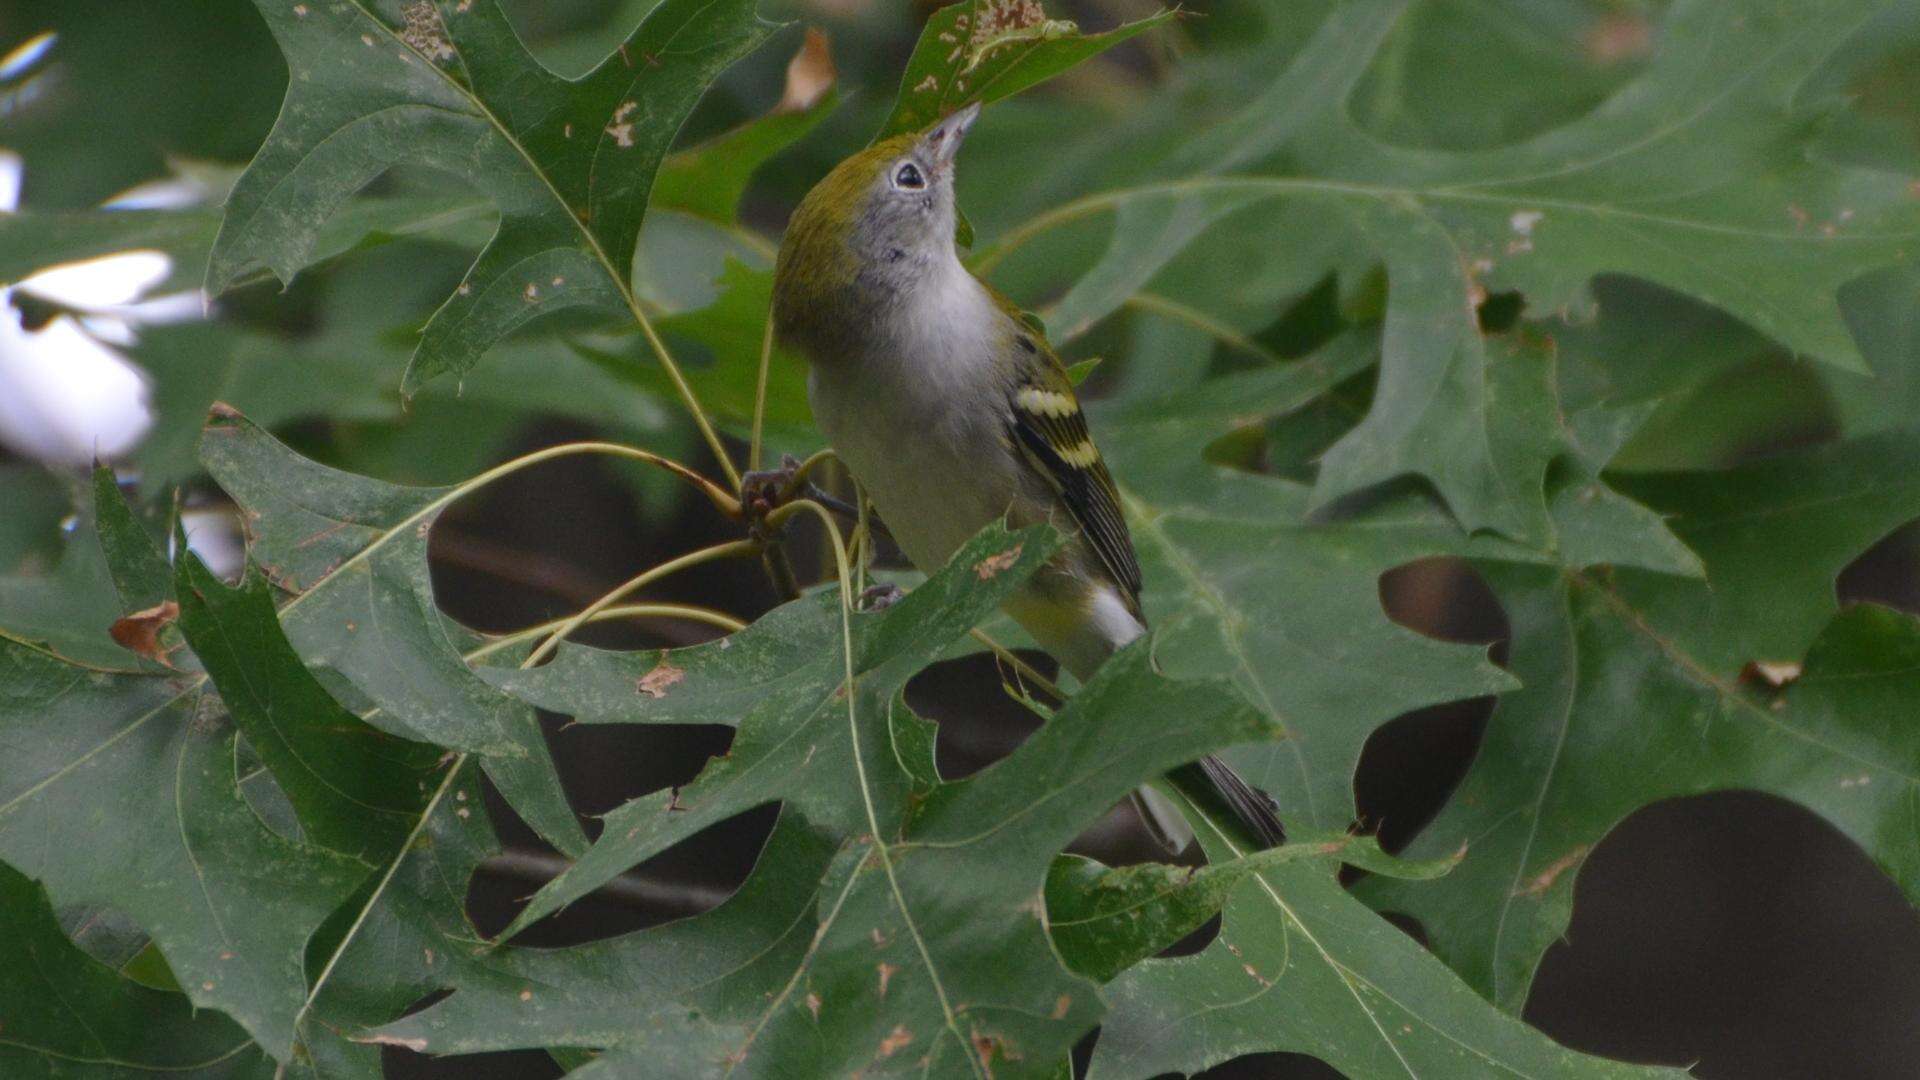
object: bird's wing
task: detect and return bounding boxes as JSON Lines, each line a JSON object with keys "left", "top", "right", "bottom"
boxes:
{"left": 1003, "top": 327, "right": 1144, "bottom": 616}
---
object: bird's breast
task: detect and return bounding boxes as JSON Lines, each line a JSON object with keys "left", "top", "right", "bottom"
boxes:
{"left": 806, "top": 285, "right": 1023, "bottom": 574}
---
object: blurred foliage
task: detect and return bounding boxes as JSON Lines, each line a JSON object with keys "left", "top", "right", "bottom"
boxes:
{"left": 3, "top": 0, "right": 1920, "bottom": 1077}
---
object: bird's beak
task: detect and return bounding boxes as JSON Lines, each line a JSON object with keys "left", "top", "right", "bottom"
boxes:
{"left": 923, "top": 101, "right": 981, "bottom": 167}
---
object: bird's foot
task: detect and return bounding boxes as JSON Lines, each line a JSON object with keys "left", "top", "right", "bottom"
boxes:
{"left": 740, "top": 454, "right": 802, "bottom": 537}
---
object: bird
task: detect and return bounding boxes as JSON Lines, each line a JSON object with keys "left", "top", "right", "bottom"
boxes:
{"left": 769, "top": 101, "right": 1285, "bottom": 853}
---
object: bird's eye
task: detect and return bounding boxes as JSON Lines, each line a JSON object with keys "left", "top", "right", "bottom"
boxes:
{"left": 892, "top": 162, "right": 926, "bottom": 191}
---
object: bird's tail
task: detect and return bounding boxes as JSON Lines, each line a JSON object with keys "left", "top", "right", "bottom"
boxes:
{"left": 1127, "top": 755, "right": 1287, "bottom": 853}
{"left": 1177, "top": 754, "right": 1288, "bottom": 850}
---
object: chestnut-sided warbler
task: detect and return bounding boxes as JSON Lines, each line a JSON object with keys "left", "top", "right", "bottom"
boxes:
{"left": 771, "top": 102, "right": 1285, "bottom": 851}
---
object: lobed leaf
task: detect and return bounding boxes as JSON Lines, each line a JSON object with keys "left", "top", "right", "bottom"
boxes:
{"left": 0, "top": 861, "right": 275, "bottom": 1079}
{"left": 199, "top": 406, "right": 586, "bottom": 855}
{"left": 994, "top": 0, "right": 1920, "bottom": 539}
{"left": 878, "top": 1, "right": 1174, "bottom": 140}
{"left": 211, "top": 0, "right": 779, "bottom": 393}
{"left": 1362, "top": 429, "right": 1920, "bottom": 1012}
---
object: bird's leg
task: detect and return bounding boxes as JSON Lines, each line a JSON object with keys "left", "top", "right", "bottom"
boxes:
{"left": 737, "top": 454, "right": 805, "bottom": 601}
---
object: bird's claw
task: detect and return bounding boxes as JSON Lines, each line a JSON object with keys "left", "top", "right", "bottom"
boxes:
{"left": 740, "top": 454, "right": 803, "bottom": 533}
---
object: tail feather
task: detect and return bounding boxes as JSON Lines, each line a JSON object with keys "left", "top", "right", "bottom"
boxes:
{"left": 1177, "top": 754, "right": 1287, "bottom": 849}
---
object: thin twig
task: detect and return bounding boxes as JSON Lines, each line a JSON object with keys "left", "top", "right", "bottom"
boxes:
{"left": 464, "top": 603, "right": 747, "bottom": 663}
{"left": 520, "top": 540, "right": 763, "bottom": 668}
{"left": 749, "top": 311, "right": 776, "bottom": 474}
{"left": 478, "top": 851, "right": 732, "bottom": 916}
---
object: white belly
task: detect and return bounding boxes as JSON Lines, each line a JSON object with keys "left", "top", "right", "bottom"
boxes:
{"left": 803, "top": 260, "right": 1027, "bottom": 574}
{"left": 809, "top": 364, "right": 1018, "bottom": 574}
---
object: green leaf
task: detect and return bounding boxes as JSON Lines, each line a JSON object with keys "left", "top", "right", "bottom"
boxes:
{"left": 1087, "top": 332, "right": 1522, "bottom": 830}
{"left": 254, "top": 755, "right": 494, "bottom": 1078}
{"left": 0, "top": 208, "right": 220, "bottom": 290}
{"left": 0, "top": 466, "right": 71, "bottom": 572}
{"left": 1362, "top": 430, "right": 1920, "bottom": 1012}
{"left": 0, "top": 632, "right": 371, "bottom": 1058}
{"left": 199, "top": 406, "right": 587, "bottom": 856}
{"left": 485, "top": 522, "right": 1069, "bottom": 935}
{"left": 367, "top": 809, "right": 834, "bottom": 1059}
{"left": 1825, "top": 264, "right": 1920, "bottom": 437}
{"left": 0, "top": 486, "right": 157, "bottom": 671}
{"left": 1348, "top": 0, "right": 1658, "bottom": 152}
{"left": 409, "top": 575, "right": 1283, "bottom": 1074}
{"left": 1041, "top": 0, "right": 1405, "bottom": 343}
{"left": 174, "top": 553, "right": 441, "bottom": 860}
{"left": 997, "top": 0, "right": 1920, "bottom": 537}
{"left": 652, "top": 30, "right": 841, "bottom": 225}
{"left": 1089, "top": 798, "right": 1689, "bottom": 1080}
{"left": 878, "top": 1, "right": 1174, "bottom": 139}
{"left": 589, "top": 258, "right": 815, "bottom": 445}
{"left": 91, "top": 467, "right": 172, "bottom": 615}
{"left": 0, "top": 860, "right": 275, "bottom": 1079}
{"left": 211, "top": 0, "right": 779, "bottom": 393}
{"left": 0, "top": 195, "right": 491, "bottom": 297}
{"left": 1047, "top": 831, "right": 1457, "bottom": 983}
{"left": 1617, "top": 429, "right": 1920, "bottom": 664}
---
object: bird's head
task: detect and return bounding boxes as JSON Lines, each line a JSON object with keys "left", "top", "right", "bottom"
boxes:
{"left": 773, "top": 103, "right": 981, "bottom": 355}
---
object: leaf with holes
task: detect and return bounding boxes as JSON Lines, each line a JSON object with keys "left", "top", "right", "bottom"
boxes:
{"left": 404, "top": 616, "right": 1281, "bottom": 1075}
{"left": 0, "top": 860, "right": 276, "bottom": 1079}
{"left": 210, "top": 0, "right": 778, "bottom": 393}
{"left": 1361, "top": 429, "right": 1920, "bottom": 1012}
{"left": 199, "top": 406, "right": 586, "bottom": 856}
{"left": 878, "top": 1, "right": 1174, "bottom": 141}
{"left": 1047, "top": 830, "right": 1458, "bottom": 983}
{"left": 173, "top": 551, "right": 442, "bottom": 861}
{"left": 991, "top": 0, "right": 1920, "bottom": 541}
{"left": 481, "top": 522, "right": 1067, "bottom": 936}
{"left": 0, "top": 629, "right": 372, "bottom": 1059}
{"left": 1089, "top": 793, "right": 1691, "bottom": 1080}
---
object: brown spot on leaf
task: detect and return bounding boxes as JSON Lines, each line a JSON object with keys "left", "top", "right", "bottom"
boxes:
{"left": 1515, "top": 846, "right": 1589, "bottom": 897}
{"left": 971, "top": 0, "right": 1048, "bottom": 46}
{"left": 518, "top": 988, "right": 532, "bottom": 1002}
{"left": 1051, "top": 995, "right": 1071, "bottom": 1020}
{"left": 877, "top": 1024, "right": 913, "bottom": 1058}
{"left": 876, "top": 961, "right": 900, "bottom": 997}
{"left": 1584, "top": 11, "right": 1652, "bottom": 64}
{"left": 109, "top": 601, "right": 180, "bottom": 665}
{"left": 399, "top": 1, "right": 454, "bottom": 61}
{"left": 805, "top": 991, "right": 821, "bottom": 1020}
{"left": 638, "top": 655, "right": 685, "bottom": 698}
{"left": 970, "top": 1025, "right": 1019, "bottom": 1071}
{"left": 974, "top": 544, "right": 1023, "bottom": 580}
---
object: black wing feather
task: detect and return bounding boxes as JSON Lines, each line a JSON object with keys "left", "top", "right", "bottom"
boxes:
{"left": 1006, "top": 377, "right": 1144, "bottom": 611}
